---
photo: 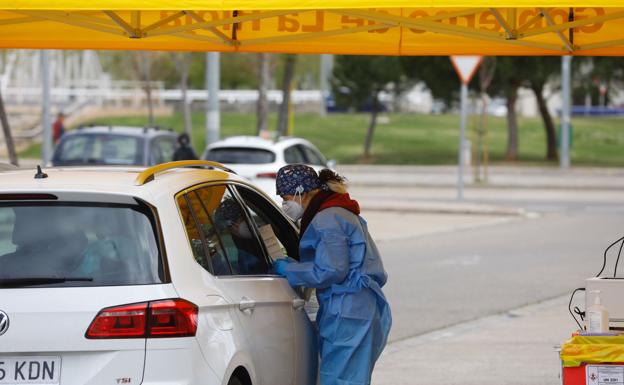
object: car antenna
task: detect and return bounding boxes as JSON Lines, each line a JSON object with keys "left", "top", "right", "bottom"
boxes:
{"left": 34, "top": 165, "right": 48, "bottom": 179}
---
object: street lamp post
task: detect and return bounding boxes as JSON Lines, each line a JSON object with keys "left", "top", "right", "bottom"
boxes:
{"left": 205, "top": 52, "right": 220, "bottom": 146}
{"left": 560, "top": 56, "right": 572, "bottom": 169}
{"left": 40, "top": 50, "right": 52, "bottom": 165}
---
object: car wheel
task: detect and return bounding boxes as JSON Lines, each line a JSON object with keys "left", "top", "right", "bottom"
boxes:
{"left": 227, "top": 376, "right": 244, "bottom": 385}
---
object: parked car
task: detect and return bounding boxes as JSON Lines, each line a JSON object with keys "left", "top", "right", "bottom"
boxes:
{"left": 0, "top": 161, "right": 318, "bottom": 385}
{"left": 52, "top": 126, "right": 178, "bottom": 166}
{"left": 202, "top": 136, "right": 335, "bottom": 200}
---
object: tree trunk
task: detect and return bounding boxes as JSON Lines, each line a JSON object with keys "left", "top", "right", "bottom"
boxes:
{"left": 133, "top": 52, "right": 155, "bottom": 126}
{"left": 531, "top": 83, "right": 558, "bottom": 161}
{"left": 256, "top": 53, "right": 270, "bottom": 135}
{"left": 0, "top": 88, "right": 17, "bottom": 166}
{"left": 277, "top": 55, "right": 297, "bottom": 137}
{"left": 505, "top": 87, "right": 519, "bottom": 161}
{"left": 363, "top": 93, "right": 379, "bottom": 159}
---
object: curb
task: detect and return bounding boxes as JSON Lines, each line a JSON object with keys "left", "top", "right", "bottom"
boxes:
{"left": 360, "top": 201, "right": 527, "bottom": 216}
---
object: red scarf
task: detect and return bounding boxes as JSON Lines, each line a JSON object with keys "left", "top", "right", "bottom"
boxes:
{"left": 299, "top": 192, "right": 360, "bottom": 237}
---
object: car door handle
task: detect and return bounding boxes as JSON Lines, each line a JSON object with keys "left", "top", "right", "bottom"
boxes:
{"left": 239, "top": 297, "right": 256, "bottom": 313}
{"left": 292, "top": 298, "right": 305, "bottom": 310}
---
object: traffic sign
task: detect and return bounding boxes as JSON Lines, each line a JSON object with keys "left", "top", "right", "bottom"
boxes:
{"left": 450, "top": 56, "right": 483, "bottom": 84}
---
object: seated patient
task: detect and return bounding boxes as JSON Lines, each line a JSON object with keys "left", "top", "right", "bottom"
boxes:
{"left": 75, "top": 210, "right": 137, "bottom": 282}
{"left": 214, "top": 198, "right": 267, "bottom": 275}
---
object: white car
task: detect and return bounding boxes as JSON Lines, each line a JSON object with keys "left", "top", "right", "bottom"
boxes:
{"left": 201, "top": 136, "right": 334, "bottom": 200}
{"left": 0, "top": 161, "right": 317, "bottom": 385}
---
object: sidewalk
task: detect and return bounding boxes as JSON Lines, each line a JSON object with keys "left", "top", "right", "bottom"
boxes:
{"left": 338, "top": 165, "right": 624, "bottom": 190}
{"left": 373, "top": 295, "right": 575, "bottom": 385}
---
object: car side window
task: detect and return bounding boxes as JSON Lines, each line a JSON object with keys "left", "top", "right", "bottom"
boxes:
{"left": 299, "top": 145, "right": 326, "bottom": 166}
{"left": 177, "top": 185, "right": 270, "bottom": 276}
{"left": 56, "top": 135, "right": 90, "bottom": 161}
{"left": 284, "top": 145, "right": 306, "bottom": 164}
{"left": 151, "top": 138, "right": 175, "bottom": 165}
{"left": 177, "top": 191, "right": 231, "bottom": 275}
{"left": 234, "top": 185, "right": 300, "bottom": 261}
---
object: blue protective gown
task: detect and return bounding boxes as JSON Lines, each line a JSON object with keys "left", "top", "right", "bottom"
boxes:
{"left": 283, "top": 207, "right": 392, "bottom": 385}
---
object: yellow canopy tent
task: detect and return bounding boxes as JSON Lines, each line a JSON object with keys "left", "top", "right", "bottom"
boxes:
{"left": 1, "top": 1, "right": 624, "bottom": 55}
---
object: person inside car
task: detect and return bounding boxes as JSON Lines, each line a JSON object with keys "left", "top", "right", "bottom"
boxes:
{"left": 214, "top": 198, "right": 266, "bottom": 275}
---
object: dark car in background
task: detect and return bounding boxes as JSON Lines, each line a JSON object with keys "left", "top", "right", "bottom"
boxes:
{"left": 52, "top": 126, "right": 178, "bottom": 166}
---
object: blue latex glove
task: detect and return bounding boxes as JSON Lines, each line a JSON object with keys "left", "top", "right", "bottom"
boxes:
{"left": 273, "top": 258, "right": 292, "bottom": 276}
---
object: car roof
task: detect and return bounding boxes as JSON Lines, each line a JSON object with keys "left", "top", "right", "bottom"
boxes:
{"left": 206, "top": 135, "right": 314, "bottom": 151}
{"left": 65, "top": 126, "right": 178, "bottom": 139}
{"left": 0, "top": 164, "right": 247, "bottom": 205}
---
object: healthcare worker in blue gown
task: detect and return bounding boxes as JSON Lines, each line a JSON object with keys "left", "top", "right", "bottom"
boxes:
{"left": 273, "top": 164, "right": 392, "bottom": 385}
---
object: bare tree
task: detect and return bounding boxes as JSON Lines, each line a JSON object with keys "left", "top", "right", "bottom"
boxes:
{"left": 277, "top": 55, "right": 297, "bottom": 137}
{"left": 0, "top": 88, "right": 17, "bottom": 166}
{"left": 132, "top": 51, "right": 155, "bottom": 126}
{"left": 332, "top": 56, "right": 402, "bottom": 160}
{"left": 256, "top": 53, "right": 270, "bottom": 135}
{"left": 174, "top": 52, "right": 192, "bottom": 139}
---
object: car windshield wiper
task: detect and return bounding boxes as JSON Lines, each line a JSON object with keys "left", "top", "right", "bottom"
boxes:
{"left": 0, "top": 276, "right": 94, "bottom": 287}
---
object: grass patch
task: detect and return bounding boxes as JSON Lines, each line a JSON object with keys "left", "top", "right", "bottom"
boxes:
{"left": 18, "top": 112, "right": 624, "bottom": 167}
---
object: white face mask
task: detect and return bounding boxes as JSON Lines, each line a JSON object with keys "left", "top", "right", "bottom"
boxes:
{"left": 282, "top": 199, "right": 304, "bottom": 222}
{"left": 236, "top": 222, "right": 253, "bottom": 239}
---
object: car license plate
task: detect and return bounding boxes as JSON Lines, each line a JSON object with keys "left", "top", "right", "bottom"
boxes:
{"left": 0, "top": 356, "right": 60, "bottom": 384}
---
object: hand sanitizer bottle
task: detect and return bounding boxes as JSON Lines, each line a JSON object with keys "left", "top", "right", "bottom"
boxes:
{"left": 587, "top": 290, "right": 609, "bottom": 333}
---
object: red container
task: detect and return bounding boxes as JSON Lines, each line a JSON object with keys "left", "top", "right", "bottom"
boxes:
{"left": 562, "top": 365, "right": 586, "bottom": 385}
{"left": 563, "top": 363, "right": 624, "bottom": 385}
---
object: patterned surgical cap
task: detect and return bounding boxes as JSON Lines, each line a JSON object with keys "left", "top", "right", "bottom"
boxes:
{"left": 276, "top": 164, "right": 321, "bottom": 196}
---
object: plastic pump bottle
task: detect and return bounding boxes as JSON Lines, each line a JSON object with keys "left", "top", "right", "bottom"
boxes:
{"left": 587, "top": 290, "right": 610, "bottom": 333}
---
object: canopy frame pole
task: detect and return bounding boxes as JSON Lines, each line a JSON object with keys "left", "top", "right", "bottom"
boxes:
{"left": 18, "top": 10, "right": 119, "bottom": 27}
{"left": 186, "top": 11, "right": 236, "bottom": 46}
{"left": 241, "top": 22, "right": 393, "bottom": 46}
{"left": 171, "top": 32, "right": 223, "bottom": 44}
{"left": 516, "top": 9, "right": 548, "bottom": 33}
{"left": 580, "top": 38, "right": 624, "bottom": 51}
{"left": 340, "top": 9, "right": 565, "bottom": 52}
{"left": 337, "top": 8, "right": 487, "bottom": 27}
{"left": 104, "top": 10, "right": 139, "bottom": 37}
{"left": 489, "top": 8, "right": 515, "bottom": 39}
{"left": 15, "top": 10, "right": 125, "bottom": 36}
{"left": 144, "top": 9, "right": 301, "bottom": 37}
{"left": 539, "top": 8, "right": 575, "bottom": 52}
{"left": 519, "top": 10, "right": 624, "bottom": 38}
{"left": 0, "top": 16, "right": 44, "bottom": 26}
{"left": 506, "top": 8, "right": 517, "bottom": 34}
{"left": 141, "top": 11, "right": 186, "bottom": 33}
{"left": 131, "top": 11, "right": 141, "bottom": 29}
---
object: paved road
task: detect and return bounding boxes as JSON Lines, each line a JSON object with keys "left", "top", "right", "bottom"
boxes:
{"left": 379, "top": 211, "right": 624, "bottom": 342}
{"left": 348, "top": 168, "right": 624, "bottom": 343}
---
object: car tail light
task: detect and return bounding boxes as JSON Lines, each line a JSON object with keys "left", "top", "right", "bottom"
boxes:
{"left": 148, "top": 299, "right": 198, "bottom": 338}
{"left": 86, "top": 299, "right": 198, "bottom": 339}
{"left": 256, "top": 172, "right": 277, "bottom": 179}
{"left": 86, "top": 303, "right": 148, "bottom": 339}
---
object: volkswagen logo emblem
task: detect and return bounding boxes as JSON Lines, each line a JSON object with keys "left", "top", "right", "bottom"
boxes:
{"left": 0, "top": 311, "right": 9, "bottom": 336}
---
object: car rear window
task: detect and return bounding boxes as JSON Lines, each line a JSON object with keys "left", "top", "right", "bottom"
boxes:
{"left": 204, "top": 147, "right": 276, "bottom": 164}
{"left": 0, "top": 202, "right": 165, "bottom": 287}
{"left": 55, "top": 134, "right": 142, "bottom": 165}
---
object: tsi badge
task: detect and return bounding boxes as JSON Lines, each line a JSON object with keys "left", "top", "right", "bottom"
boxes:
{"left": 0, "top": 310, "right": 9, "bottom": 336}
